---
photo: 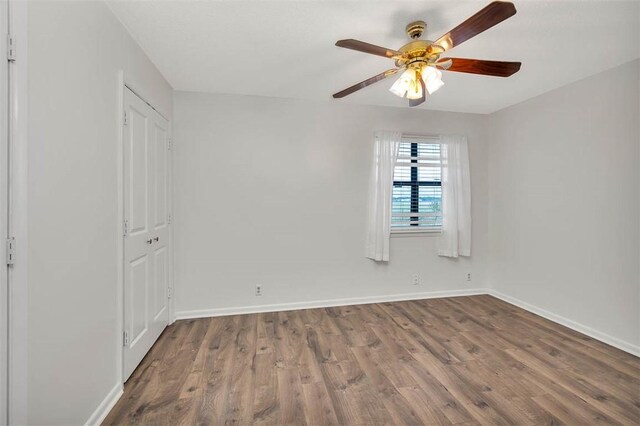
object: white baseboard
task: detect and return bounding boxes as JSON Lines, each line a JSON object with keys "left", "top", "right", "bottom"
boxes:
{"left": 175, "top": 288, "right": 487, "bottom": 320}
{"left": 84, "top": 382, "right": 123, "bottom": 426}
{"left": 176, "top": 287, "right": 639, "bottom": 358}
{"left": 488, "top": 289, "right": 640, "bottom": 357}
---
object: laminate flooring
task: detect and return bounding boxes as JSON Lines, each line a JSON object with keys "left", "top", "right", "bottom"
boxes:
{"left": 103, "top": 295, "right": 640, "bottom": 425}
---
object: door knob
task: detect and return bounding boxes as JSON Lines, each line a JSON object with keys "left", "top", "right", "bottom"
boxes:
{"left": 154, "top": 237, "right": 159, "bottom": 242}
{"left": 146, "top": 239, "right": 153, "bottom": 244}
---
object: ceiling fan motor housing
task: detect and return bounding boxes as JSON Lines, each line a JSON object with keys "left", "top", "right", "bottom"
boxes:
{"left": 395, "top": 39, "right": 443, "bottom": 69}
{"left": 395, "top": 21, "right": 445, "bottom": 68}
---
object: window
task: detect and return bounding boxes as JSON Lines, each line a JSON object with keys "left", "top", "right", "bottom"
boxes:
{"left": 391, "top": 138, "right": 442, "bottom": 232}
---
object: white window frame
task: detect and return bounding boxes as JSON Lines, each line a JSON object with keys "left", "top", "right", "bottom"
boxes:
{"left": 390, "top": 134, "right": 442, "bottom": 237}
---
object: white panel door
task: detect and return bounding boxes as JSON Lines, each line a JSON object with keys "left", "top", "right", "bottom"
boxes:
{"left": 123, "top": 87, "right": 170, "bottom": 381}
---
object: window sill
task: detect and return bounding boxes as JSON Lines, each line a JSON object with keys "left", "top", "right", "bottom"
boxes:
{"left": 390, "top": 228, "right": 442, "bottom": 238}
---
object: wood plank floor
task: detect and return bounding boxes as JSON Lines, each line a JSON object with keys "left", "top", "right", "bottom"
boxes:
{"left": 103, "top": 295, "right": 640, "bottom": 425}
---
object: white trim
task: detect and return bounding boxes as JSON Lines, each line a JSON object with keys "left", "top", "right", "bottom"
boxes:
{"left": 487, "top": 289, "right": 640, "bottom": 357}
{"left": 168, "top": 119, "right": 175, "bottom": 325}
{"left": 0, "top": 1, "right": 9, "bottom": 422}
{"left": 401, "top": 134, "right": 441, "bottom": 141}
{"left": 115, "top": 70, "right": 125, "bottom": 389}
{"left": 7, "top": 0, "right": 28, "bottom": 423}
{"left": 121, "top": 73, "right": 170, "bottom": 122}
{"left": 84, "top": 383, "right": 123, "bottom": 426}
{"left": 390, "top": 228, "right": 441, "bottom": 237}
{"left": 437, "top": 249, "right": 470, "bottom": 257}
{"left": 175, "top": 288, "right": 487, "bottom": 319}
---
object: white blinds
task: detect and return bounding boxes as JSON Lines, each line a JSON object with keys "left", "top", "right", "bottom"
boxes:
{"left": 391, "top": 138, "right": 442, "bottom": 230}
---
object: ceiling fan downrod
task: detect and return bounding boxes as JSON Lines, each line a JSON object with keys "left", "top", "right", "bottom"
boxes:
{"left": 405, "top": 21, "right": 426, "bottom": 39}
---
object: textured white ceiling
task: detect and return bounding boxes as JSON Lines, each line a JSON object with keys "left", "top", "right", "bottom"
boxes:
{"left": 107, "top": 0, "right": 640, "bottom": 114}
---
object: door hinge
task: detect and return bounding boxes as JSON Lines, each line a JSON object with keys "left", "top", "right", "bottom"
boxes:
{"left": 167, "top": 138, "right": 172, "bottom": 151}
{"left": 123, "top": 330, "right": 129, "bottom": 347}
{"left": 167, "top": 213, "right": 172, "bottom": 224}
{"left": 123, "top": 219, "right": 129, "bottom": 236}
{"left": 167, "top": 286, "right": 173, "bottom": 299}
{"left": 6, "top": 237, "right": 16, "bottom": 265}
{"left": 7, "top": 34, "right": 16, "bottom": 62}
{"left": 123, "top": 111, "right": 129, "bottom": 126}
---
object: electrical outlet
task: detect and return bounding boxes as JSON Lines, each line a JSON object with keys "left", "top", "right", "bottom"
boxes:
{"left": 255, "top": 284, "right": 262, "bottom": 296}
{"left": 412, "top": 273, "right": 419, "bottom": 285}
{"left": 466, "top": 273, "right": 472, "bottom": 282}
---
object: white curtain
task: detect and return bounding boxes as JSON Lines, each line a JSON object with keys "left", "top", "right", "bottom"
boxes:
{"left": 438, "top": 135, "right": 471, "bottom": 258}
{"left": 365, "top": 130, "right": 402, "bottom": 261}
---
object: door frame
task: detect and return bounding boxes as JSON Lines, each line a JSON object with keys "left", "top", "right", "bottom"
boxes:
{"left": 1, "top": 0, "right": 9, "bottom": 422}
{"left": 4, "top": 0, "right": 28, "bottom": 423}
{"left": 116, "top": 71, "right": 174, "bottom": 386}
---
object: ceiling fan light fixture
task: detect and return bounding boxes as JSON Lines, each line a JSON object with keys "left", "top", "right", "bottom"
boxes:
{"left": 406, "top": 72, "right": 424, "bottom": 100}
{"left": 422, "top": 65, "right": 444, "bottom": 94}
{"left": 389, "top": 68, "right": 416, "bottom": 98}
{"left": 405, "top": 81, "right": 423, "bottom": 100}
{"left": 427, "top": 78, "right": 444, "bottom": 95}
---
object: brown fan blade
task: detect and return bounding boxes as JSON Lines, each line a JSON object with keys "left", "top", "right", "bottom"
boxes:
{"left": 437, "top": 58, "right": 521, "bottom": 77}
{"left": 433, "top": 1, "right": 516, "bottom": 51}
{"left": 335, "top": 39, "right": 404, "bottom": 59}
{"left": 333, "top": 69, "right": 400, "bottom": 98}
{"left": 409, "top": 76, "right": 426, "bottom": 107}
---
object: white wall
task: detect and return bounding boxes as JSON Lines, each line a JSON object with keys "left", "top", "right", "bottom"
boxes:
{"left": 27, "top": 2, "right": 172, "bottom": 424}
{"left": 173, "top": 92, "right": 488, "bottom": 316}
{"left": 487, "top": 60, "right": 640, "bottom": 352}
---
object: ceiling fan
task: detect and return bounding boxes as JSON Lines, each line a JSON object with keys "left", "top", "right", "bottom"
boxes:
{"left": 332, "top": 1, "right": 521, "bottom": 107}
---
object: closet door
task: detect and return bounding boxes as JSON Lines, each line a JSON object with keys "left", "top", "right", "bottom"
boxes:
{"left": 122, "top": 87, "right": 170, "bottom": 381}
